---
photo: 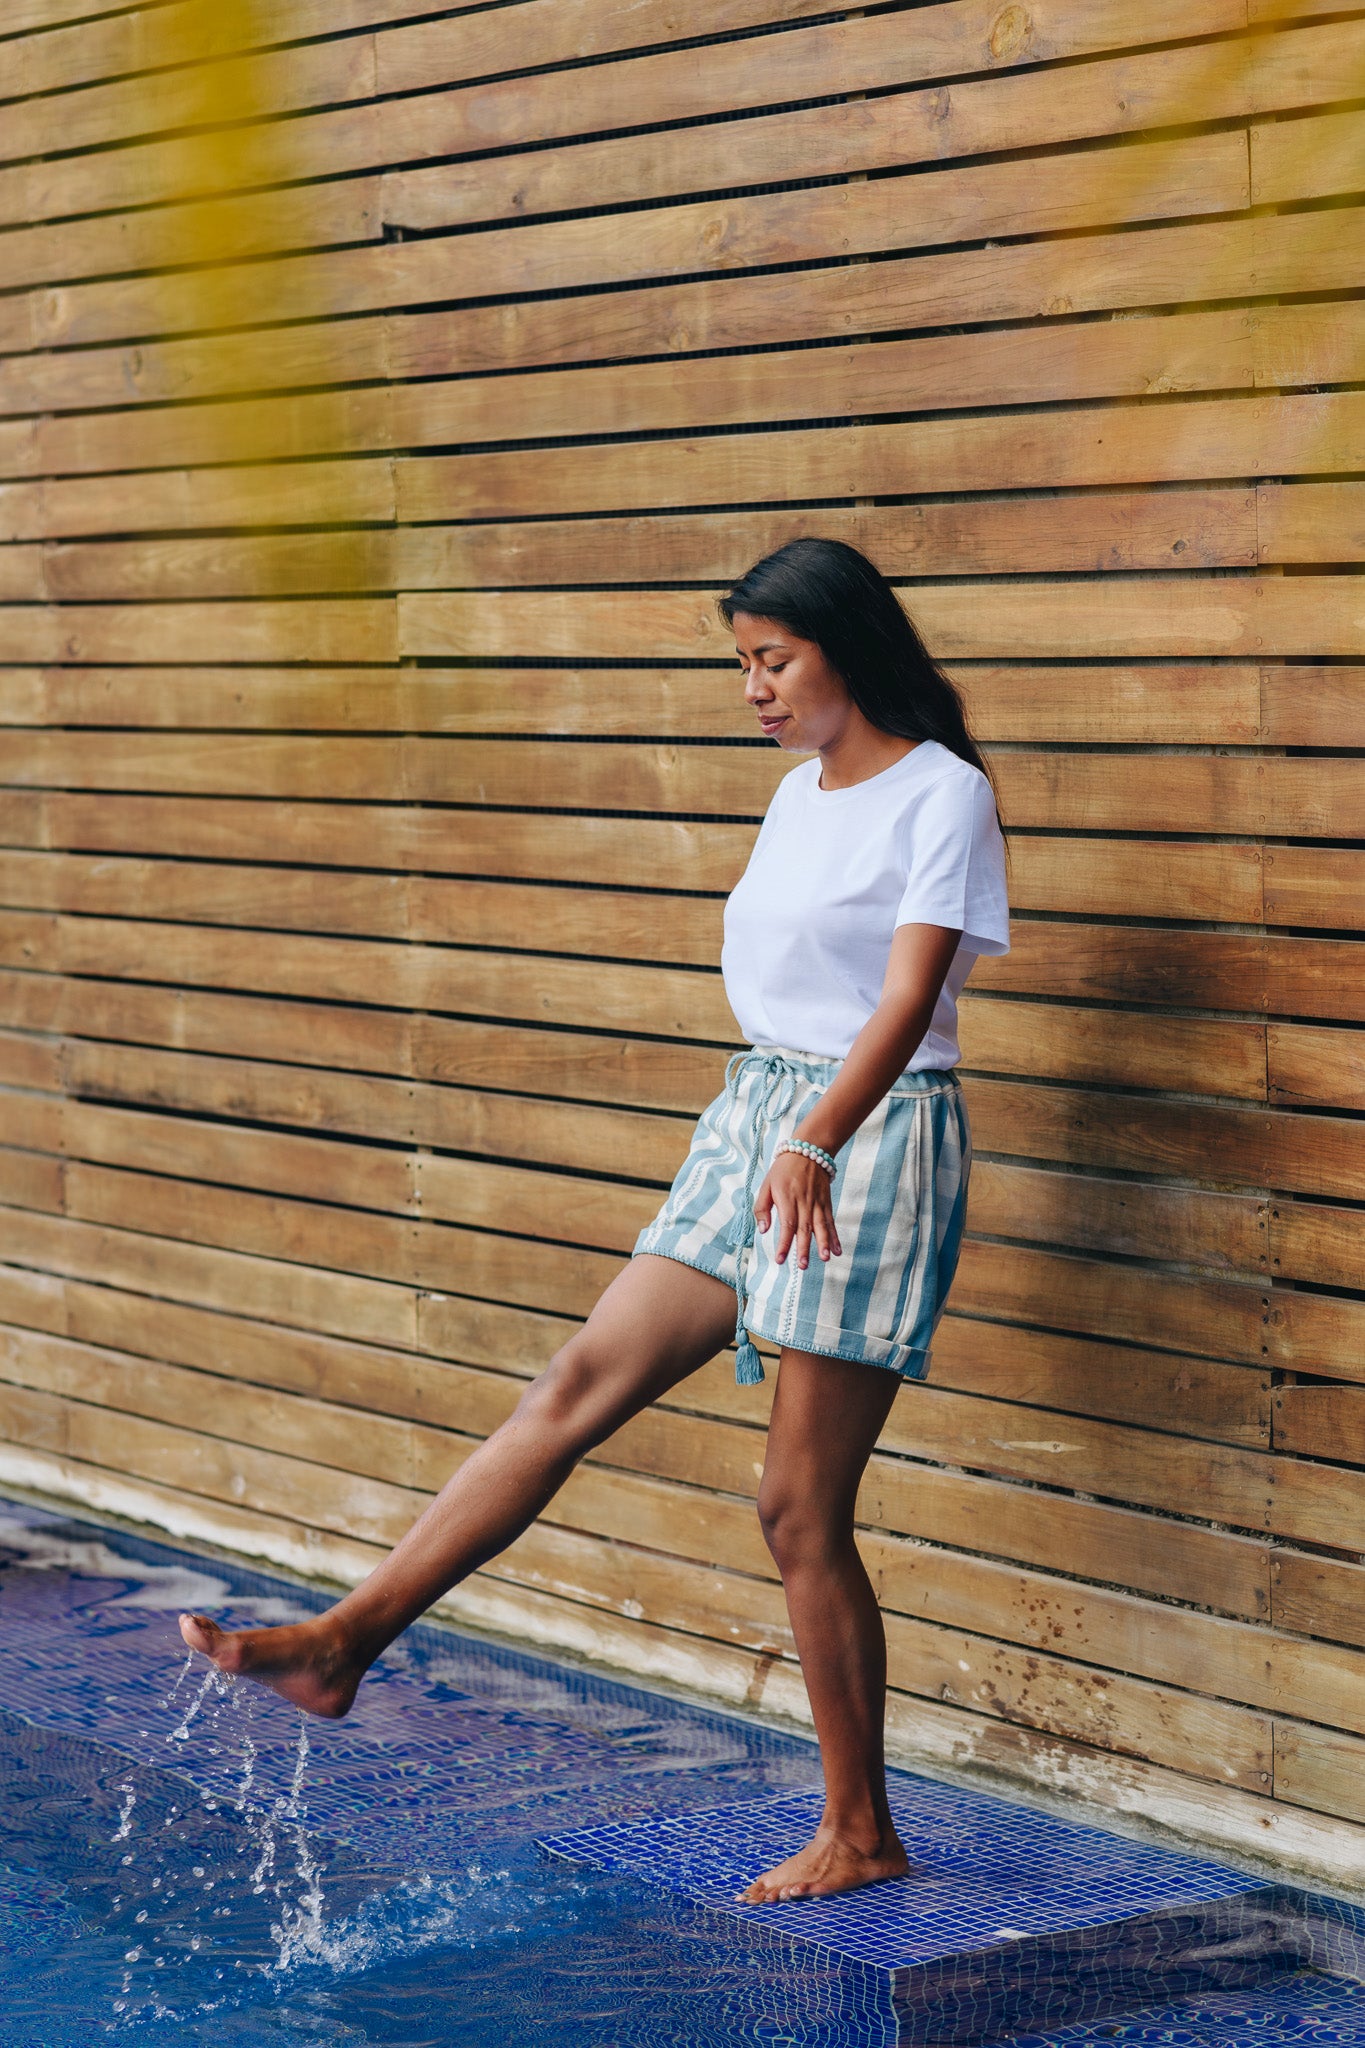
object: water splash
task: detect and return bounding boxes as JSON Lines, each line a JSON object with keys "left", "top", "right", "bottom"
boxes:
{"left": 112, "top": 1782, "right": 137, "bottom": 1843}
{"left": 92, "top": 1657, "right": 600, "bottom": 2033}
{"left": 100, "top": 1657, "right": 335, "bottom": 2026}
{"left": 285, "top": 1716, "right": 309, "bottom": 1820}
{"left": 235, "top": 1723, "right": 257, "bottom": 1812}
{"left": 269, "top": 1719, "right": 328, "bottom": 1970}
{"left": 266, "top": 1866, "right": 523, "bottom": 1982}
{"left": 163, "top": 1648, "right": 195, "bottom": 1707}
{"left": 250, "top": 1814, "right": 278, "bottom": 1894}
{"left": 169, "top": 1667, "right": 225, "bottom": 1744}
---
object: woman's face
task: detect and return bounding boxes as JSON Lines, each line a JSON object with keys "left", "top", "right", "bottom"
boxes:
{"left": 732, "top": 611, "right": 852, "bottom": 754}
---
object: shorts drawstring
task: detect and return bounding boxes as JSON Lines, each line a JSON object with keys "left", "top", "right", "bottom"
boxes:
{"left": 724, "top": 1047, "right": 797, "bottom": 1386}
{"left": 634, "top": 1044, "right": 967, "bottom": 1386}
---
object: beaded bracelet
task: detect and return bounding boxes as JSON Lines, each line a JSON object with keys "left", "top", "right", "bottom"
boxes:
{"left": 777, "top": 1137, "right": 838, "bottom": 1180}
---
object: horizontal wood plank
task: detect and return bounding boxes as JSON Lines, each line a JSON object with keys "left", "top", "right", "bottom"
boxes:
{"left": 7, "top": 130, "right": 1249, "bottom": 354}
{"left": 398, "top": 394, "right": 1365, "bottom": 522}
{"left": 0, "top": 601, "right": 397, "bottom": 664}
{"left": 397, "top": 577, "right": 1365, "bottom": 665}
{"left": 0, "top": 178, "right": 382, "bottom": 294}
{"left": 3, "top": 0, "right": 1363, "bottom": 1867}
{"left": 387, "top": 210, "right": 1365, "bottom": 380}
{"left": 1251, "top": 107, "right": 1365, "bottom": 207}
{"left": 0, "top": 834, "right": 1334, "bottom": 937}
{"left": 20, "top": 657, "right": 1353, "bottom": 747}
{"left": 0, "top": 461, "right": 395, "bottom": 540}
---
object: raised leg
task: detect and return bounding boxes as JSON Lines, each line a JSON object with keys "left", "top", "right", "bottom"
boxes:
{"left": 738, "top": 1348, "right": 907, "bottom": 1903}
{"left": 179, "top": 1254, "right": 736, "bottom": 1716}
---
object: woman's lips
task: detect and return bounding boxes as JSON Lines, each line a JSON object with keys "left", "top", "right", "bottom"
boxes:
{"left": 758, "top": 715, "right": 788, "bottom": 735}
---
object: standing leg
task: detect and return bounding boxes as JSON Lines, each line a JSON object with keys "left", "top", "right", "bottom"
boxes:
{"left": 179, "top": 1255, "right": 736, "bottom": 1717}
{"left": 739, "top": 1347, "right": 906, "bottom": 1902}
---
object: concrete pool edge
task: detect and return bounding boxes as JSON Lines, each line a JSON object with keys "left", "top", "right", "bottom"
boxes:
{"left": 4, "top": 1446, "right": 1362, "bottom": 1913}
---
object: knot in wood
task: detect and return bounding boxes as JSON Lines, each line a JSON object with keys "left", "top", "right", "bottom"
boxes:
{"left": 989, "top": 5, "right": 1034, "bottom": 61}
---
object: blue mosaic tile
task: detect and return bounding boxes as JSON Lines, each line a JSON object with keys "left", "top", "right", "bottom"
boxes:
{"left": 2, "top": 1490, "right": 1363, "bottom": 2048}
{"left": 539, "top": 1788, "right": 1298, "bottom": 2040}
{"left": 1000, "top": 1962, "right": 1365, "bottom": 2044}
{"left": 0, "top": 1499, "right": 817, "bottom": 1869}
{"left": 541, "top": 1783, "right": 1256, "bottom": 1963}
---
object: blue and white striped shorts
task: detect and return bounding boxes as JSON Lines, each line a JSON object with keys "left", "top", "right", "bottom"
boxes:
{"left": 632, "top": 1044, "right": 971, "bottom": 1385}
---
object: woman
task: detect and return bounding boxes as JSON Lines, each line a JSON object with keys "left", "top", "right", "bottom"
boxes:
{"left": 179, "top": 537, "right": 1010, "bottom": 1906}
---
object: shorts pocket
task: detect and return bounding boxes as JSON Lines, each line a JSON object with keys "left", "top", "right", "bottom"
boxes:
{"left": 878, "top": 1087, "right": 971, "bottom": 1349}
{"left": 859, "top": 1095, "right": 930, "bottom": 1343}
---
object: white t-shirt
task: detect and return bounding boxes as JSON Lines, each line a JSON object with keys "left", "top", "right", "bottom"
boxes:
{"left": 720, "top": 739, "right": 1010, "bottom": 1070}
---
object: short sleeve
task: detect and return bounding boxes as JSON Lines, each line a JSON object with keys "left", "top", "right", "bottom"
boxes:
{"left": 893, "top": 768, "right": 1010, "bottom": 957}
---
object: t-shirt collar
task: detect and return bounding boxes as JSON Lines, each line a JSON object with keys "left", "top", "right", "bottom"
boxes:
{"left": 808, "top": 737, "right": 941, "bottom": 800}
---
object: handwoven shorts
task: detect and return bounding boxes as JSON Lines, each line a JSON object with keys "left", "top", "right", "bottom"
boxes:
{"left": 632, "top": 1044, "right": 971, "bottom": 1384}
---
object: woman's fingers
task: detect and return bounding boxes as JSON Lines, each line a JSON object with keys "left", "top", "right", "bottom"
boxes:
{"left": 758, "top": 1170, "right": 795, "bottom": 1262}
{"left": 763, "top": 1158, "right": 841, "bottom": 1267}
{"left": 775, "top": 1194, "right": 797, "bottom": 1266}
{"left": 811, "top": 1193, "right": 842, "bottom": 1263}
{"left": 791, "top": 1193, "right": 819, "bottom": 1270}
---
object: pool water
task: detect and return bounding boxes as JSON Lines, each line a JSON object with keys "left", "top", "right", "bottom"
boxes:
{"left": 1, "top": 1494, "right": 1363, "bottom": 2047}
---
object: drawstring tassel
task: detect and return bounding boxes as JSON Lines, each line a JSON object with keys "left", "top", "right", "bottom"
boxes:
{"left": 734, "top": 1331, "right": 766, "bottom": 1386}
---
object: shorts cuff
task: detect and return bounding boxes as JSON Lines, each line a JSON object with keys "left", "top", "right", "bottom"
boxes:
{"left": 741, "top": 1312, "right": 932, "bottom": 1381}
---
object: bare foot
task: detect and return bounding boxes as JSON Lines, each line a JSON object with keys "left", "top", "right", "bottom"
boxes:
{"left": 737, "top": 1820, "right": 911, "bottom": 1903}
{"left": 178, "top": 1612, "right": 364, "bottom": 1720}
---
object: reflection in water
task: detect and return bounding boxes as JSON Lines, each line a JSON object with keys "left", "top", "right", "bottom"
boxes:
{"left": 0, "top": 1501, "right": 888, "bottom": 2046}
{"left": 2, "top": 1501, "right": 1361, "bottom": 2047}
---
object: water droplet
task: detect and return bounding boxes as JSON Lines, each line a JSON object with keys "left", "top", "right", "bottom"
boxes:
{"left": 112, "top": 1780, "right": 137, "bottom": 1840}
{"left": 169, "top": 1668, "right": 219, "bottom": 1743}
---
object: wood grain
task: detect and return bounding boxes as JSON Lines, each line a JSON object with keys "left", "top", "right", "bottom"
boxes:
{"left": 398, "top": 393, "right": 1365, "bottom": 523}
{"left": 398, "top": 577, "right": 1365, "bottom": 664}
{"left": 27, "top": 658, "right": 1334, "bottom": 745}
{"left": 381, "top": 16, "right": 1357, "bottom": 205}
{"left": 388, "top": 211, "right": 1363, "bottom": 380}
{"left": 10, "top": 130, "right": 1248, "bottom": 354}
{"left": 3, "top": 0, "right": 1363, "bottom": 1861}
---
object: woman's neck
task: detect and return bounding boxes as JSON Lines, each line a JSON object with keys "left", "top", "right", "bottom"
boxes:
{"left": 816, "top": 728, "right": 921, "bottom": 792}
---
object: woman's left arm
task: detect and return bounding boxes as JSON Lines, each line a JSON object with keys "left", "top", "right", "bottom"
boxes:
{"left": 754, "top": 921, "right": 964, "bottom": 1272}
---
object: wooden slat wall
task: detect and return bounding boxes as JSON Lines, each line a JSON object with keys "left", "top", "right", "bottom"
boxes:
{"left": 2, "top": 0, "right": 1363, "bottom": 1881}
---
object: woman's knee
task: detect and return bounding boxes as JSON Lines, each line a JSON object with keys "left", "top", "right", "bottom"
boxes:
{"left": 756, "top": 1482, "right": 794, "bottom": 1565}
{"left": 757, "top": 1478, "right": 845, "bottom": 1571}
{"left": 514, "top": 1336, "right": 611, "bottom": 1450}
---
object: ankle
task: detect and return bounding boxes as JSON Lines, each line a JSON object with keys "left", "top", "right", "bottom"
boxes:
{"left": 820, "top": 1804, "right": 896, "bottom": 1854}
{"left": 315, "top": 1609, "right": 385, "bottom": 1676}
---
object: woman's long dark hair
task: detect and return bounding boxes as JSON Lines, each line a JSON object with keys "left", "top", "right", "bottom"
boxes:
{"left": 719, "top": 536, "right": 1007, "bottom": 855}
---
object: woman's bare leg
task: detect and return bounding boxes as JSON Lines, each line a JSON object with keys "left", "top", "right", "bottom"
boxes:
{"left": 179, "top": 1256, "right": 736, "bottom": 1716}
{"left": 738, "top": 1348, "right": 906, "bottom": 1903}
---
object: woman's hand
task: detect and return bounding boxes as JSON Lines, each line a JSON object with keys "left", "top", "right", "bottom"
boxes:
{"left": 755, "top": 1150, "right": 842, "bottom": 1271}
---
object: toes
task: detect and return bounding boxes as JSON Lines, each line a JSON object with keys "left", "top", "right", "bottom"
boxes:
{"left": 178, "top": 1612, "right": 219, "bottom": 1653}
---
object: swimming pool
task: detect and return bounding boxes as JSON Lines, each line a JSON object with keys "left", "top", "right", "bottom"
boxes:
{"left": 2, "top": 1493, "right": 1363, "bottom": 2046}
